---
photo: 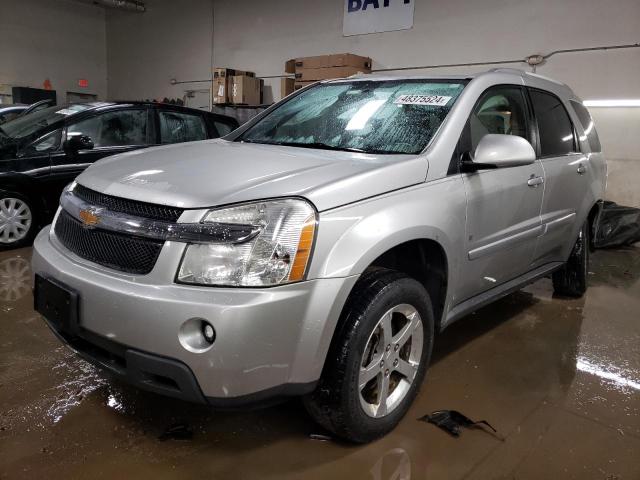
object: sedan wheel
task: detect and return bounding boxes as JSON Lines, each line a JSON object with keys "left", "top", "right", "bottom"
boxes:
{"left": 0, "top": 197, "right": 33, "bottom": 245}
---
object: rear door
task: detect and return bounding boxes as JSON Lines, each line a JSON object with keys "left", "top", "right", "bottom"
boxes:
{"left": 156, "top": 108, "right": 209, "bottom": 143}
{"left": 457, "top": 85, "right": 546, "bottom": 301}
{"left": 527, "top": 89, "right": 588, "bottom": 266}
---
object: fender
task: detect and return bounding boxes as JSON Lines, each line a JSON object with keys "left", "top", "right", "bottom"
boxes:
{"left": 309, "top": 175, "right": 467, "bottom": 308}
{"left": 0, "top": 172, "right": 46, "bottom": 212}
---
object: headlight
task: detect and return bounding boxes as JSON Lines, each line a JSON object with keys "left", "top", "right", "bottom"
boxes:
{"left": 177, "top": 199, "right": 317, "bottom": 287}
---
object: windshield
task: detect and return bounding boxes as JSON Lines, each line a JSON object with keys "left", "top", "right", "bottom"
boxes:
{"left": 0, "top": 104, "right": 94, "bottom": 140}
{"left": 238, "top": 80, "right": 467, "bottom": 154}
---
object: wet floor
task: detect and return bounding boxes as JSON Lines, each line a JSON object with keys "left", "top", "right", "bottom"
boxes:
{"left": 1, "top": 246, "right": 639, "bottom": 479}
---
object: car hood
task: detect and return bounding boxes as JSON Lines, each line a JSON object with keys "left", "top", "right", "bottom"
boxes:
{"left": 76, "top": 139, "right": 428, "bottom": 211}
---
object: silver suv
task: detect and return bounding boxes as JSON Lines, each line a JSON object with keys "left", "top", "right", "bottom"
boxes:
{"left": 32, "top": 69, "right": 606, "bottom": 443}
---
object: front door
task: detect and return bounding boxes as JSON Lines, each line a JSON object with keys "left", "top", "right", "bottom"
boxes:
{"left": 48, "top": 107, "right": 153, "bottom": 199}
{"left": 457, "top": 85, "right": 545, "bottom": 301}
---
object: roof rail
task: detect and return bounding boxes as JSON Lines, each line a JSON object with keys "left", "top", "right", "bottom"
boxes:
{"left": 487, "top": 67, "right": 527, "bottom": 75}
{"left": 487, "top": 67, "right": 568, "bottom": 87}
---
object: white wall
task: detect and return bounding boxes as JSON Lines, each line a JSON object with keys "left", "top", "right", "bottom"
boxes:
{"left": 106, "top": 0, "right": 214, "bottom": 101}
{"left": 212, "top": 0, "right": 640, "bottom": 100}
{"left": 0, "top": 0, "right": 107, "bottom": 104}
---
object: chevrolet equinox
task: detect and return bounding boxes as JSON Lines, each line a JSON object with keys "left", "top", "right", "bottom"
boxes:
{"left": 32, "top": 69, "right": 606, "bottom": 443}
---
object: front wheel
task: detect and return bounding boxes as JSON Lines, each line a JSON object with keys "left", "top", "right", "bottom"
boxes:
{"left": 304, "top": 268, "right": 434, "bottom": 443}
{"left": 552, "top": 219, "right": 589, "bottom": 297}
{"left": 0, "top": 193, "right": 37, "bottom": 250}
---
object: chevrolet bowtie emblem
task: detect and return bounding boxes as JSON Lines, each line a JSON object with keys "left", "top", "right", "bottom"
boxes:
{"left": 79, "top": 208, "right": 100, "bottom": 228}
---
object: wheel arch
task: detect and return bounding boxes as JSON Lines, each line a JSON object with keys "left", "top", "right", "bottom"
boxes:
{"left": 364, "top": 238, "right": 449, "bottom": 332}
{"left": 0, "top": 174, "right": 45, "bottom": 213}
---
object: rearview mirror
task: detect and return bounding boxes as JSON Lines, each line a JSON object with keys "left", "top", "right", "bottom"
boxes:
{"left": 63, "top": 135, "right": 94, "bottom": 154}
{"left": 464, "top": 134, "right": 536, "bottom": 171}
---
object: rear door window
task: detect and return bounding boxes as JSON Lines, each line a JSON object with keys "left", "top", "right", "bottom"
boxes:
{"left": 213, "top": 118, "right": 236, "bottom": 137}
{"left": 529, "top": 90, "right": 576, "bottom": 157}
{"left": 159, "top": 110, "right": 207, "bottom": 143}
{"left": 570, "top": 100, "right": 602, "bottom": 152}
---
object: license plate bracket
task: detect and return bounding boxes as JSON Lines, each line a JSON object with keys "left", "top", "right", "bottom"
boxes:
{"left": 34, "top": 274, "right": 79, "bottom": 336}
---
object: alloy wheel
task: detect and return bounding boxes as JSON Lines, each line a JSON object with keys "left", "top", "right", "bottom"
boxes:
{"left": 0, "top": 198, "right": 32, "bottom": 244}
{"left": 358, "top": 304, "right": 424, "bottom": 418}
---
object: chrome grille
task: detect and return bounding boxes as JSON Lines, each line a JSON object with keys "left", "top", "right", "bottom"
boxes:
{"left": 73, "top": 184, "right": 183, "bottom": 222}
{"left": 54, "top": 210, "right": 163, "bottom": 275}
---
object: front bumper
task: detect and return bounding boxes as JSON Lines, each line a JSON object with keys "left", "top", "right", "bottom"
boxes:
{"left": 32, "top": 226, "right": 357, "bottom": 404}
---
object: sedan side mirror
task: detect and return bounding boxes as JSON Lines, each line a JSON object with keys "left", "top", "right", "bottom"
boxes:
{"left": 463, "top": 134, "right": 536, "bottom": 172}
{"left": 63, "top": 135, "right": 94, "bottom": 154}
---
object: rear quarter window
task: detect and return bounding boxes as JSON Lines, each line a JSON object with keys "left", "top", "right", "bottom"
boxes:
{"left": 570, "top": 100, "right": 602, "bottom": 153}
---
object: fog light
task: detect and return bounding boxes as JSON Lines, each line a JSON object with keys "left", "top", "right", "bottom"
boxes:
{"left": 178, "top": 318, "right": 216, "bottom": 353}
{"left": 202, "top": 322, "right": 216, "bottom": 344}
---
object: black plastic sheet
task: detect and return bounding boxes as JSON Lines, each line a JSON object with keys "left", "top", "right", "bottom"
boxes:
{"left": 419, "top": 410, "right": 498, "bottom": 438}
{"left": 594, "top": 202, "right": 640, "bottom": 248}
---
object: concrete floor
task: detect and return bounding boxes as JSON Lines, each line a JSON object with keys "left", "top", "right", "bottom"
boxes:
{"left": 0, "top": 246, "right": 639, "bottom": 479}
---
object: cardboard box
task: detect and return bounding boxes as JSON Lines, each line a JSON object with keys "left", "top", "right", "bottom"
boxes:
{"left": 213, "top": 68, "right": 255, "bottom": 78}
{"left": 294, "top": 81, "right": 317, "bottom": 91}
{"left": 294, "top": 66, "right": 366, "bottom": 82}
{"left": 281, "top": 78, "right": 295, "bottom": 98}
{"left": 290, "top": 53, "right": 371, "bottom": 71}
{"left": 285, "top": 59, "right": 296, "bottom": 74}
{"left": 213, "top": 68, "right": 256, "bottom": 104}
{"left": 231, "top": 75, "right": 261, "bottom": 105}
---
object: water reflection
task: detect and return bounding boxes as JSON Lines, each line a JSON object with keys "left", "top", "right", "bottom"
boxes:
{"left": 370, "top": 448, "right": 411, "bottom": 480}
{"left": 0, "top": 255, "right": 31, "bottom": 302}
{"left": 46, "top": 352, "right": 107, "bottom": 424}
{"left": 577, "top": 356, "right": 640, "bottom": 392}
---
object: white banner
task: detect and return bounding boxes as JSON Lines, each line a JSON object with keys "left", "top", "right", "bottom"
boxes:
{"left": 343, "top": 0, "right": 415, "bottom": 37}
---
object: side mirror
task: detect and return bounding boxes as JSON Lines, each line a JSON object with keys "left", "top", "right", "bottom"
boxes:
{"left": 463, "top": 134, "right": 536, "bottom": 172}
{"left": 63, "top": 135, "right": 94, "bottom": 154}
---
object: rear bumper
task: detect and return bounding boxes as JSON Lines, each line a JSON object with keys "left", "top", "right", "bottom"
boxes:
{"left": 32, "top": 226, "right": 358, "bottom": 403}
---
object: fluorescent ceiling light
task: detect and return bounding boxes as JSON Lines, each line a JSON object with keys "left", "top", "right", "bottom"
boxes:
{"left": 583, "top": 99, "right": 640, "bottom": 107}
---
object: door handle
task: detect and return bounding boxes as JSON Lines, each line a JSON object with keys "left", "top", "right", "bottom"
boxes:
{"left": 577, "top": 164, "right": 587, "bottom": 175}
{"left": 527, "top": 175, "right": 544, "bottom": 187}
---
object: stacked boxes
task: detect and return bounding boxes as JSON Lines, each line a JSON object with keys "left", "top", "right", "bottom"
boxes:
{"left": 280, "top": 78, "right": 296, "bottom": 99}
{"left": 284, "top": 53, "right": 372, "bottom": 92}
{"left": 213, "top": 68, "right": 262, "bottom": 105}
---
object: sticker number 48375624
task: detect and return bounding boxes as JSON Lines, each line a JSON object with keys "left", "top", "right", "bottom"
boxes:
{"left": 394, "top": 95, "right": 452, "bottom": 106}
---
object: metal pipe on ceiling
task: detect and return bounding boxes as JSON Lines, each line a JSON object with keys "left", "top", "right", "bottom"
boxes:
{"left": 75, "top": 0, "right": 146, "bottom": 12}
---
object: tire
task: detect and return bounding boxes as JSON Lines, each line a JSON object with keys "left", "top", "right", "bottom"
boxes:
{"left": 552, "top": 219, "right": 589, "bottom": 297}
{"left": 0, "top": 192, "right": 37, "bottom": 250}
{"left": 304, "top": 268, "right": 435, "bottom": 443}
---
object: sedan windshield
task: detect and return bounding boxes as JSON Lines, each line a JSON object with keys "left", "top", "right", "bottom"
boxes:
{"left": 0, "top": 104, "right": 94, "bottom": 140}
{"left": 238, "top": 79, "right": 467, "bottom": 154}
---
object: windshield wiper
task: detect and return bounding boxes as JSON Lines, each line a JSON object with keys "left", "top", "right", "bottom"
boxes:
{"left": 276, "top": 141, "right": 369, "bottom": 153}
{"left": 241, "top": 139, "right": 381, "bottom": 154}
{"left": 240, "top": 139, "right": 404, "bottom": 155}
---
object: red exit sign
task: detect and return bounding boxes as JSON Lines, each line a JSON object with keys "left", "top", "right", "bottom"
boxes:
{"left": 78, "top": 79, "right": 89, "bottom": 88}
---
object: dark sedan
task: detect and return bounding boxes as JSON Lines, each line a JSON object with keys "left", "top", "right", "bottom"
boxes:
{"left": 0, "top": 101, "right": 239, "bottom": 249}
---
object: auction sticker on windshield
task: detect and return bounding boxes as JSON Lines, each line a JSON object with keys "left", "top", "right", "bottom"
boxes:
{"left": 394, "top": 95, "right": 452, "bottom": 106}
